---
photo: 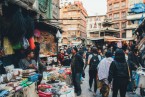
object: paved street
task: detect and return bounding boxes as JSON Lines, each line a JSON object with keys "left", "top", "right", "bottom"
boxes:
{"left": 75, "top": 67, "right": 142, "bottom": 97}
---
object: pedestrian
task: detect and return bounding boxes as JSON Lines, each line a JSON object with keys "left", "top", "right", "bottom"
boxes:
{"left": 87, "top": 47, "right": 100, "bottom": 96}
{"left": 58, "top": 49, "right": 65, "bottom": 65}
{"left": 84, "top": 47, "right": 92, "bottom": 70}
{"left": 71, "top": 47, "right": 84, "bottom": 96}
{"left": 123, "top": 48, "right": 129, "bottom": 61}
{"left": 128, "top": 47, "right": 139, "bottom": 93}
{"left": 98, "top": 51, "right": 113, "bottom": 97}
{"left": 108, "top": 49, "right": 129, "bottom": 97}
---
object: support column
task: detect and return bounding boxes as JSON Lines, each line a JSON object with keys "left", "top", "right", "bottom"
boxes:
{"left": 0, "top": 3, "right": 2, "bottom": 16}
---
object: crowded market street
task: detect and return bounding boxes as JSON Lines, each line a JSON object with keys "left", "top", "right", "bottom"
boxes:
{"left": 79, "top": 67, "right": 142, "bottom": 97}
{"left": 1, "top": 0, "right": 145, "bottom": 97}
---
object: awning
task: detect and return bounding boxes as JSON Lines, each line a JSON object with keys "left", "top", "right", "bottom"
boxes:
{"left": 90, "top": 37, "right": 104, "bottom": 41}
{"left": 104, "top": 36, "right": 122, "bottom": 42}
{"left": 122, "top": 38, "right": 134, "bottom": 41}
{"left": 137, "top": 37, "right": 145, "bottom": 50}
{"left": 100, "top": 28, "right": 120, "bottom": 33}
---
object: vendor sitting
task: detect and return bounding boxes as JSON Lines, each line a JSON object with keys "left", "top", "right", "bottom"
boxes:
{"left": 19, "top": 50, "right": 37, "bottom": 70}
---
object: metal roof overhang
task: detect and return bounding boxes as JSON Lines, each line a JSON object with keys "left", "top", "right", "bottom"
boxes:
{"left": 90, "top": 37, "right": 104, "bottom": 41}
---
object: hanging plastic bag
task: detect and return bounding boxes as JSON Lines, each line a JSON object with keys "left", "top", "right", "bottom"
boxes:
{"left": 28, "top": 37, "right": 36, "bottom": 50}
{"left": 12, "top": 42, "right": 22, "bottom": 50}
{"left": 22, "top": 37, "right": 29, "bottom": 49}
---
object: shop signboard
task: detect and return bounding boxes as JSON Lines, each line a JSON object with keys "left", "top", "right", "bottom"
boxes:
{"left": 51, "top": 0, "right": 60, "bottom": 19}
{"left": 50, "top": 0, "right": 60, "bottom": 26}
{"left": 38, "top": 0, "right": 52, "bottom": 19}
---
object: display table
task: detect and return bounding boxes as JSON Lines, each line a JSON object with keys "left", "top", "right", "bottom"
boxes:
{"left": 8, "top": 82, "right": 38, "bottom": 97}
{"left": 38, "top": 66, "right": 74, "bottom": 97}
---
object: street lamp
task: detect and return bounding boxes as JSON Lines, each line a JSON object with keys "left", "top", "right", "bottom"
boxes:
{"left": 56, "top": 30, "right": 62, "bottom": 65}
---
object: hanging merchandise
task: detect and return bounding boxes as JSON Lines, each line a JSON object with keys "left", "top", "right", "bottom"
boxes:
{"left": 4, "top": 37, "right": 14, "bottom": 55}
{"left": 22, "top": 37, "right": 29, "bottom": 49}
{"left": 34, "top": 29, "right": 41, "bottom": 37}
{"left": 12, "top": 42, "right": 22, "bottom": 50}
{"left": 32, "top": 0, "right": 39, "bottom": 11}
{"left": 29, "top": 37, "right": 36, "bottom": 50}
{"left": 8, "top": 8, "right": 26, "bottom": 45}
{"left": 25, "top": 15, "right": 34, "bottom": 39}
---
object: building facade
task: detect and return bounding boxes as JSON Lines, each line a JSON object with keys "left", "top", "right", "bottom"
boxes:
{"left": 125, "top": 0, "right": 144, "bottom": 40}
{"left": 86, "top": 15, "right": 106, "bottom": 44}
{"left": 60, "top": 1, "right": 88, "bottom": 45}
{"left": 60, "top": 0, "right": 82, "bottom": 7}
{"left": 107, "top": 0, "right": 128, "bottom": 38}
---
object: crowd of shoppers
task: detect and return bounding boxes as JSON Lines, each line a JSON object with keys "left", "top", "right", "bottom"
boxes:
{"left": 58, "top": 41, "right": 144, "bottom": 97}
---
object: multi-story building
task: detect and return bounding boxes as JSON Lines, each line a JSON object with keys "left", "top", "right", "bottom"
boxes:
{"left": 86, "top": 15, "right": 106, "bottom": 44}
{"left": 89, "top": 18, "right": 120, "bottom": 46}
{"left": 125, "top": 0, "right": 144, "bottom": 40}
{"left": 107, "top": 0, "right": 128, "bottom": 38}
{"left": 60, "top": 0, "right": 82, "bottom": 7}
{"left": 60, "top": 1, "right": 88, "bottom": 45}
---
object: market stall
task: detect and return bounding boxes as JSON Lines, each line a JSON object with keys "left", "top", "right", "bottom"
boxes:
{"left": 38, "top": 66, "right": 74, "bottom": 97}
{"left": 0, "top": 65, "right": 73, "bottom": 97}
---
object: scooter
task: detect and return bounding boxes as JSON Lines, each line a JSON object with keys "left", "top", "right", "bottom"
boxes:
{"left": 137, "top": 67, "right": 145, "bottom": 97}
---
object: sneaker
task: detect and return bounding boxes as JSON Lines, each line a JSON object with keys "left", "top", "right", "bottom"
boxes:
{"left": 89, "top": 88, "right": 92, "bottom": 92}
{"left": 93, "top": 93, "right": 97, "bottom": 96}
{"left": 77, "top": 92, "right": 81, "bottom": 96}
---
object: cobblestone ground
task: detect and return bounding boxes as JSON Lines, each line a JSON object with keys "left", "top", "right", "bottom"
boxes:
{"left": 75, "top": 66, "right": 142, "bottom": 97}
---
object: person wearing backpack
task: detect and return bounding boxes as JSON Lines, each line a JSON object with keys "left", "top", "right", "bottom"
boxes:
{"left": 88, "top": 47, "right": 100, "bottom": 96}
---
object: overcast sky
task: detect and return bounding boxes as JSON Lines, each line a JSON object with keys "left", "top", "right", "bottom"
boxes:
{"left": 83, "top": 0, "right": 107, "bottom": 16}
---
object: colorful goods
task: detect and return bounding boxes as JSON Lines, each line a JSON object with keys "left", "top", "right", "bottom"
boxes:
{"left": 28, "top": 37, "right": 36, "bottom": 50}
{"left": 28, "top": 74, "right": 39, "bottom": 82}
{"left": 4, "top": 37, "right": 14, "bottom": 55}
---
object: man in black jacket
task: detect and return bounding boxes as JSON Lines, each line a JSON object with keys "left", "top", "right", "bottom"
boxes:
{"left": 128, "top": 48, "right": 139, "bottom": 92}
{"left": 71, "top": 47, "right": 84, "bottom": 96}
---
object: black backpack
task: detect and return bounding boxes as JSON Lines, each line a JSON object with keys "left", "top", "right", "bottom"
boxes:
{"left": 89, "top": 54, "right": 100, "bottom": 70}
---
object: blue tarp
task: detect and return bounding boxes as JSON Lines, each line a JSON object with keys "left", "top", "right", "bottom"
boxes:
{"left": 131, "top": 3, "right": 145, "bottom": 13}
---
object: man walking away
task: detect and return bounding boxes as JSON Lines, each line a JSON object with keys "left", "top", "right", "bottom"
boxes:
{"left": 88, "top": 47, "right": 100, "bottom": 96}
{"left": 71, "top": 47, "right": 84, "bottom": 96}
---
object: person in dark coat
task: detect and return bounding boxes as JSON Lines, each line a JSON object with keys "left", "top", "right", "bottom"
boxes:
{"left": 71, "top": 47, "right": 84, "bottom": 96}
{"left": 108, "top": 49, "right": 129, "bottom": 97}
{"left": 127, "top": 48, "right": 139, "bottom": 92}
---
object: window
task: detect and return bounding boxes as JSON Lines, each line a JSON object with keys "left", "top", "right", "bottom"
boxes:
{"left": 114, "top": 23, "right": 119, "bottom": 29}
{"left": 96, "top": 17, "right": 100, "bottom": 21}
{"left": 134, "top": 20, "right": 138, "bottom": 24}
{"left": 94, "top": 22, "right": 97, "bottom": 28}
{"left": 90, "top": 24, "right": 92, "bottom": 28}
{"left": 109, "top": 14, "right": 112, "bottom": 19}
{"left": 122, "top": 12, "right": 126, "bottom": 19}
{"left": 109, "top": 4, "right": 112, "bottom": 10}
{"left": 113, "top": 3, "right": 119, "bottom": 9}
{"left": 114, "top": 13, "right": 119, "bottom": 20}
{"left": 90, "top": 18, "right": 92, "bottom": 22}
{"left": 122, "top": 22, "right": 126, "bottom": 28}
{"left": 122, "top": 1, "right": 126, "bottom": 7}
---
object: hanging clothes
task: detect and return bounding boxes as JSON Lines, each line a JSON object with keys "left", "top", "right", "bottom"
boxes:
{"left": 4, "top": 37, "right": 14, "bottom": 55}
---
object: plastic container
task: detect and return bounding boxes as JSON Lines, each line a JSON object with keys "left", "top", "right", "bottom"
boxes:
{"left": 28, "top": 74, "right": 39, "bottom": 82}
{"left": 138, "top": 74, "right": 145, "bottom": 88}
{"left": 38, "top": 84, "right": 53, "bottom": 97}
{"left": 38, "top": 91, "right": 52, "bottom": 97}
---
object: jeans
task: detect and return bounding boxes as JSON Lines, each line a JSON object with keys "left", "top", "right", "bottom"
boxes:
{"left": 72, "top": 73, "right": 82, "bottom": 94}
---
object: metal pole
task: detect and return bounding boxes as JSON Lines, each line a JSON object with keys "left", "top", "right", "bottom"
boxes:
{"left": 57, "top": 38, "right": 59, "bottom": 66}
